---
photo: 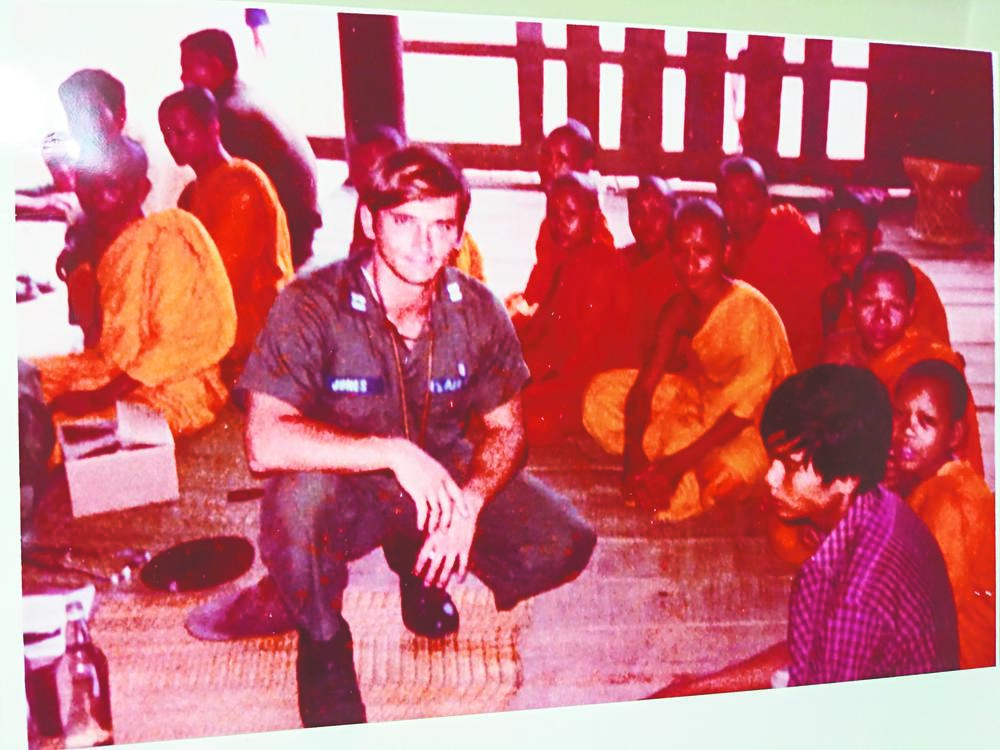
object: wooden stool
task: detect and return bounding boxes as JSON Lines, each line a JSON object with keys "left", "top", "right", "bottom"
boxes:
{"left": 903, "top": 155, "right": 982, "bottom": 246}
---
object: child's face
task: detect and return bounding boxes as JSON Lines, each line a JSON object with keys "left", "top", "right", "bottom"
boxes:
{"left": 546, "top": 187, "right": 594, "bottom": 249}
{"left": 718, "top": 173, "right": 768, "bottom": 240}
{"left": 853, "top": 269, "right": 914, "bottom": 354}
{"left": 670, "top": 216, "right": 725, "bottom": 294}
{"left": 628, "top": 187, "right": 672, "bottom": 249}
{"left": 538, "top": 135, "right": 581, "bottom": 191}
{"left": 823, "top": 209, "right": 872, "bottom": 276}
{"left": 892, "top": 376, "right": 961, "bottom": 482}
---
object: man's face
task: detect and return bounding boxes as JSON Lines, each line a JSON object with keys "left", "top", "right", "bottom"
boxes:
{"left": 718, "top": 172, "right": 769, "bottom": 241}
{"left": 181, "top": 48, "right": 227, "bottom": 91}
{"left": 546, "top": 187, "right": 594, "bottom": 249}
{"left": 369, "top": 195, "right": 461, "bottom": 286}
{"left": 765, "top": 447, "right": 849, "bottom": 526}
{"left": 159, "top": 105, "right": 216, "bottom": 167}
{"left": 538, "top": 135, "right": 582, "bottom": 191}
{"left": 892, "top": 377, "right": 961, "bottom": 483}
{"left": 853, "top": 270, "right": 914, "bottom": 355}
{"left": 628, "top": 187, "right": 672, "bottom": 250}
{"left": 670, "top": 216, "right": 724, "bottom": 294}
{"left": 823, "top": 209, "right": 872, "bottom": 276}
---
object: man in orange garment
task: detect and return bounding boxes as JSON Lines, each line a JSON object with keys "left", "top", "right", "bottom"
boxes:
{"left": 159, "top": 87, "right": 294, "bottom": 387}
{"left": 517, "top": 173, "right": 625, "bottom": 444}
{"left": 34, "top": 140, "right": 236, "bottom": 436}
{"left": 887, "top": 359, "right": 995, "bottom": 670}
{"left": 716, "top": 155, "right": 837, "bottom": 370}
{"left": 508, "top": 120, "right": 615, "bottom": 314}
{"left": 583, "top": 198, "right": 794, "bottom": 521}
{"left": 606, "top": 175, "right": 682, "bottom": 369}
{"left": 819, "top": 188, "right": 949, "bottom": 344}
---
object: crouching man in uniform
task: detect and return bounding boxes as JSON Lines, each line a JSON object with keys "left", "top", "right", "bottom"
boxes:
{"left": 237, "top": 144, "right": 596, "bottom": 726}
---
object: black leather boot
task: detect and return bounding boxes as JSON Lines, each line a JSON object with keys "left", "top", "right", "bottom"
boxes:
{"left": 296, "top": 616, "right": 367, "bottom": 727}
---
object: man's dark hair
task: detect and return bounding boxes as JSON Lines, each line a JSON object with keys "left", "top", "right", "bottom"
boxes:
{"left": 669, "top": 197, "right": 729, "bottom": 248}
{"left": 850, "top": 251, "right": 917, "bottom": 301}
{"left": 361, "top": 144, "right": 471, "bottom": 228}
{"left": 181, "top": 29, "right": 239, "bottom": 76}
{"left": 819, "top": 188, "right": 879, "bottom": 234}
{"left": 58, "top": 69, "right": 125, "bottom": 114}
{"left": 761, "top": 364, "right": 892, "bottom": 493}
{"left": 896, "top": 359, "right": 969, "bottom": 422}
{"left": 158, "top": 87, "right": 219, "bottom": 128}
{"left": 546, "top": 119, "right": 596, "bottom": 163}
{"left": 715, "top": 154, "right": 768, "bottom": 193}
{"left": 547, "top": 172, "right": 599, "bottom": 211}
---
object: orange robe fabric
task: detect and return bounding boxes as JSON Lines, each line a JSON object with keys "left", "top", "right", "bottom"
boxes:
{"left": 34, "top": 209, "right": 237, "bottom": 435}
{"left": 605, "top": 245, "right": 682, "bottom": 370}
{"left": 519, "top": 240, "right": 626, "bottom": 443}
{"left": 907, "top": 460, "right": 996, "bottom": 669}
{"left": 179, "top": 158, "right": 293, "bottom": 379}
{"left": 582, "top": 281, "right": 796, "bottom": 520}
{"left": 831, "top": 262, "right": 950, "bottom": 344}
{"left": 524, "top": 210, "right": 615, "bottom": 305}
{"left": 726, "top": 204, "right": 837, "bottom": 371}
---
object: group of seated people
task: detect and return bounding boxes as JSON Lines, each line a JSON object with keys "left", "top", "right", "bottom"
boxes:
{"left": 18, "top": 25, "right": 994, "bottom": 700}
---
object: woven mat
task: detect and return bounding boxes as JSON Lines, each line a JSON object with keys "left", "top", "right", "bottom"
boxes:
{"left": 90, "top": 584, "right": 529, "bottom": 744}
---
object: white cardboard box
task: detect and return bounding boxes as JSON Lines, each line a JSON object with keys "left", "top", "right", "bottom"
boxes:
{"left": 58, "top": 402, "right": 179, "bottom": 517}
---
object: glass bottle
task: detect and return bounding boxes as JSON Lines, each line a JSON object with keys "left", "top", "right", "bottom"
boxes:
{"left": 54, "top": 601, "right": 114, "bottom": 747}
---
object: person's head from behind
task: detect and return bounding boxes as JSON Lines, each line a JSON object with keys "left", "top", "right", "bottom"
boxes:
{"left": 58, "top": 69, "right": 126, "bottom": 155}
{"left": 669, "top": 197, "right": 729, "bottom": 296}
{"left": 892, "top": 359, "right": 968, "bottom": 485}
{"left": 545, "top": 172, "right": 599, "bottom": 250}
{"left": 820, "top": 189, "right": 881, "bottom": 277}
{"left": 359, "top": 144, "right": 470, "bottom": 285}
{"left": 628, "top": 175, "right": 675, "bottom": 252}
{"left": 74, "top": 137, "right": 150, "bottom": 228}
{"left": 180, "top": 29, "right": 238, "bottom": 92}
{"left": 850, "top": 251, "right": 916, "bottom": 356}
{"left": 347, "top": 125, "right": 406, "bottom": 192}
{"left": 538, "top": 119, "right": 595, "bottom": 191}
{"left": 716, "top": 154, "right": 769, "bottom": 242}
{"left": 158, "top": 87, "right": 222, "bottom": 168}
{"left": 761, "top": 364, "right": 892, "bottom": 529}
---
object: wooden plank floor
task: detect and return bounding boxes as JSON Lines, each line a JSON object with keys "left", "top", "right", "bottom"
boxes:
{"left": 15, "top": 161, "right": 995, "bottom": 735}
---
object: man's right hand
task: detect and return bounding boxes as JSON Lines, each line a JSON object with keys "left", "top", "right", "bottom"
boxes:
{"left": 390, "top": 440, "right": 470, "bottom": 532}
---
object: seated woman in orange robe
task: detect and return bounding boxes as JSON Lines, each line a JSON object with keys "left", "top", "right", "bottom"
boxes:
{"left": 716, "top": 155, "right": 837, "bottom": 371}
{"left": 818, "top": 189, "right": 949, "bottom": 343}
{"left": 582, "top": 198, "right": 794, "bottom": 521}
{"left": 888, "top": 360, "right": 995, "bottom": 670}
{"left": 518, "top": 172, "right": 625, "bottom": 445}
{"left": 159, "top": 87, "right": 294, "bottom": 387}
